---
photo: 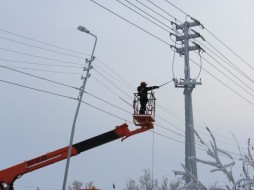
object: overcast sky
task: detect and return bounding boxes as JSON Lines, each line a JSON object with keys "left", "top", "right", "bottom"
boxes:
{"left": 1, "top": 0, "right": 254, "bottom": 189}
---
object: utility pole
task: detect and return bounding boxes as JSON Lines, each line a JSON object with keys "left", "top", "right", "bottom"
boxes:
{"left": 170, "top": 18, "right": 204, "bottom": 183}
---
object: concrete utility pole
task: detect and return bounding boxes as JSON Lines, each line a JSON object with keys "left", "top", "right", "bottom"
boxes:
{"left": 170, "top": 18, "right": 204, "bottom": 183}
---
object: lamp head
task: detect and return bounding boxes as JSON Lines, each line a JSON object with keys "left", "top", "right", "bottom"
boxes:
{"left": 77, "top": 26, "right": 90, "bottom": 33}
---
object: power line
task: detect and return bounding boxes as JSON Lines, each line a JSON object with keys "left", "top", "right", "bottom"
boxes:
{"left": 0, "top": 79, "right": 77, "bottom": 101}
{"left": 90, "top": 0, "right": 171, "bottom": 46}
{"left": 5, "top": 66, "right": 83, "bottom": 75}
{"left": 0, "top": 58, "right": 83, "bottom": 68}
{"left": 84, "top": 91, "right": 132, "bottom": 114}
{"left": 164, "top": 0, "right": 189, "bottom": 16}
{"left": 121, "top": 0, "right": 174, "bottom": 32}
{"left": 200, "top": 53, "right": 254, "bottom": 97}
{"left": 156, "top": 114, "right": 184, "bottom": 133}
{"left": 96, "top": 58, "right": 135, "bottom": 90}
{"left": 197, "top": 39, "right": 254, "bottom": 84}
{"left": 91, "top": 75, "right": 133, "bottom": 107}
{"left": 0, "top": 36, "right": 87, "bottom": 59}
{"left": 94, "top": 61, "right": 134, "bottom": 92}
{"left": 93, "top": 67, "right": 133, "bottom": 99}
{"left": 190, "top": 57, "right": 254, "bottom": 106}
{"left": 205, "top": 28, "right": 254, "bottom": 71}
{"left": 0, "top": 29, "right": 88, "bottom": 56}
{"left": 0, "top": 64, "right": 80, "bottom": 89}
{"left": 0, "top": 47, "right": 83, "bottom": 66}
{"left": 0, "top": 64, "right": 132, "bottom": 115}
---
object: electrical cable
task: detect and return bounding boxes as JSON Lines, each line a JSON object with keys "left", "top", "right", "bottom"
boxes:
{"left": 135, "top": 0, "right": 172, "bottom": 23}
{"left": 0, "top": 29, "right": 88, "bottom": 56}
{"left": 199, "top": 53, "right": 254, "bottom": 97}
{"left": 158, "top": 102, "right": 248, "bottom": 149}
{"left": 84, "top": 91, "right": 132, "bottom": 114}
{"left": 200, "top": 39, "right": 254, "bottom": 84}
{"left": 0, "top": 47, "right": 83, "bottom": 66}
{"left": 0, "top": 58, "right": 83, "bottom": 68}
{"left": 93, "top": 67, "right": 133, "bottom": 99}
{"left": 96, "top": 57, "right": 135, "bottom": 91}
{"left": 195, "top": 52, "right": 202, "bottom": 80}
{"left": 5, "top": 66, "right": 83, "bottom": 75}
{"left": 147, "top": 0, "right": 178, "bottom": 21}
{"left": 205, "top": 28, "right": 254, "bottom": 71}
{"left": 156, "top": 115, "right": 184, "bottom": 133}
{"left": 93, "top": 62, "right": 134, "bottom": 92}
{"left": 115, "top": 0, "right": 171, "bottom": 33}
{"left": 0, "top": 79, "right": 77, "bottom": 101}
{"left": 0, "top": 65, "right": 132, "bottom": 115}
{"left": 124, "top": 0, "right": 174, "bottom": 32}
{"left": 90, "top": 0, "right": 171, "bottom": 46}
{"left": 189, "top": 57, "right": 254, "bottom": 106}
{"left": 201, "top": 49, "right": 254, "bottom": 94}
{"left": 0, "top": 65, "right": 80, "bottom": 89}
{"left": 91, "top": 75, "right": 133, "bottom": 107}
{"left": 0, "top": 36, "right": 86, "bottom": 59}
{"left": 155, "top": 122, "right": 184, "bottom": 137}
{"left": 164, "top": 0, "right": 189, "bottom": 16}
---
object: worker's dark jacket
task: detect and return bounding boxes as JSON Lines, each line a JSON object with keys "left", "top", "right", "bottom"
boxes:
{"left": 137, "top": 86, "right": 157, "bottom": 101}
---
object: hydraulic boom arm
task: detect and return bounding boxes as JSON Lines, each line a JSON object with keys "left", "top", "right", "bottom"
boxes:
{"left": 0, "top": 123, "right": 153, "bottom": 190}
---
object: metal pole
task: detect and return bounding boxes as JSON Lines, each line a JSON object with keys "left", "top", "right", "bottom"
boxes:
{"left": 62, "top": 28, "right": 97, "bottom": 190}
{"left": 172, "top": 18, "right": 203, "bottom": 187}
{"left": 183, "top": 22, "right": 197, "bottom": 183}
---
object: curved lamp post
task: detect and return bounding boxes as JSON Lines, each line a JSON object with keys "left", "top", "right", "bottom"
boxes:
{"left": 62, "top": 26, "right": 97, "bottom": 190}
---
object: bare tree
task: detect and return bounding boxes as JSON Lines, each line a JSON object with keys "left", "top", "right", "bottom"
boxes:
{"left": 124, "top": 169, "right": 180, "bottom": 190}
{"left": 85, "top": 181, "right": 95, "bottom": 189}
{"left": 68, "top": 180, "right": 83, "bottom": 190}
{"left": 139, "top": 169, "right": 159, "bottom": 190}
{"left": 173, "top": 126, "right": 254, "bottom": 190}
{"left": 125, "top": 178, "right": 139, "bottom": 190}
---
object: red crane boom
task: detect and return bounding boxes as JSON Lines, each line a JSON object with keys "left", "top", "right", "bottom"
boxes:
{"left": 0, "top": 122, "right": 153, "bottom": 190}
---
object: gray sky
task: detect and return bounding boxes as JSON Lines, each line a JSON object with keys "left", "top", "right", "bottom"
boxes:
{"left": 1, "top": 0, "right": 254, "bottom": 189}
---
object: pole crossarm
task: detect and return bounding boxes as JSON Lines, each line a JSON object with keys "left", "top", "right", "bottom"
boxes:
{"left": 174, "top": 78, "right": 202, "bottom": 89}
{"left": 170, "top": 44, "right": 202, "bottom": 56}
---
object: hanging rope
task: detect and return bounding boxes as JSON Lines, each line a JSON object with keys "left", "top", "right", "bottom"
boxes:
{"left": 151, "top": 128, "right": 155, "bottom": 190}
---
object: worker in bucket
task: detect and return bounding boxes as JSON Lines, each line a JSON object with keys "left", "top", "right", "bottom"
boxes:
{"left": 137, "top": 82, "right": 159, "bottom": 114}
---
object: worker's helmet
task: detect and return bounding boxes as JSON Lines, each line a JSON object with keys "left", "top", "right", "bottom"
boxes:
{"left": 140, "top": 81, "right": 147, "bottom": 86}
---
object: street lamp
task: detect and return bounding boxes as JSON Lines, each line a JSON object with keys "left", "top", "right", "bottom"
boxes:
{"left": 62, "top": 26, "right": 97, "bottom": 190}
